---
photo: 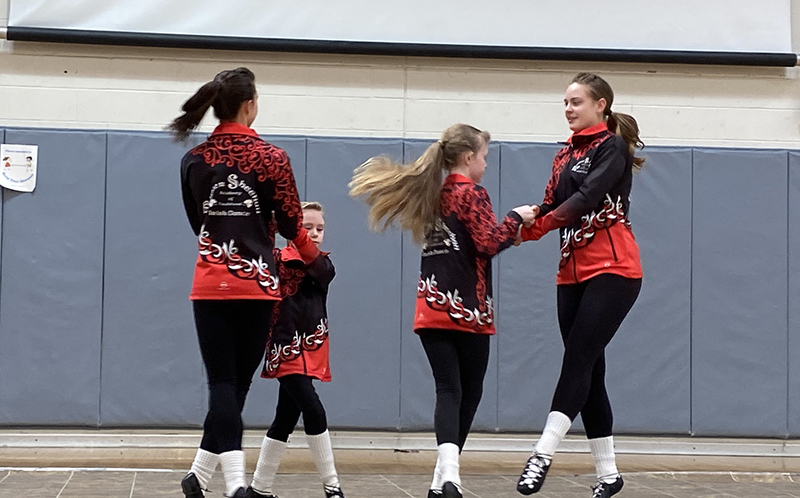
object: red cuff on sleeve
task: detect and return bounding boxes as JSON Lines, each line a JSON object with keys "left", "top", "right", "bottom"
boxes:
{"left": 292, "top": 227, "right": 321, "bottom": 263}
{"left": 521, "top": 214, "right": 559, "bottom": 241}
{"left": 280, "top": 246, "right": 303, "bottom": 264}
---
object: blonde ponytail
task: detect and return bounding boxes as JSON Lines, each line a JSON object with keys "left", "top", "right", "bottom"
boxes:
{"left": 349, "top": 123, "right": 489, "bottom": 244}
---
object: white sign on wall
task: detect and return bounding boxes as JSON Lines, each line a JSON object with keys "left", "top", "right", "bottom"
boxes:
{"left": 0, "top": 144, "right": 39, "bottom": 193}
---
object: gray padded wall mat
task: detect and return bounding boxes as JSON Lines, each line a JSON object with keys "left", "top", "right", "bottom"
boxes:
{"left": 0, "top": 127, "right": 795, "bottom": 435}
{"left": 481, "top": 142, "right": 501, "bottom": 431}
{"left": 242, "top": 136, "right": 307, "bottom": 427}
{"left": 691, "top": 149, "right": 788, "bottom": 437}
{"left": 605, "top": 148, "right": 692, "bottom": 434}
{"left": 789, "top": 152, "right": 800, "bottom": 436}
{"left": 0, "top": 128, "right": 3, "bottom": 317}
{"left": 0, "top": 129, "right": 106, "bottom": 424}
{"left": 496, "top": 142, "right": 563, "bottom": 432}
{"left": 399, "top": 140, "right": 436, "bottom": 430}
{"left": 101, "top": 132, "right": 204, "bottom": 425}
{"left": 398, "top": 140, "right": 501, "bottom": 431}
{"left": 306, "top": 138, "right": 403, "bottom": 429}
{"left": 0, "top": 128, "right": 3, "bottom": 361}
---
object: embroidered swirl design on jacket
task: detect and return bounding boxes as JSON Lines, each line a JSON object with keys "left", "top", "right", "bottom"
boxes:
{"left": 266, "top": 319, "right": 329, "bottom": 373}
{"left": 451, "top": 186, "right": 519, "bottom": 256}
{"left": 277, "top": 264, "right": 305, "bottom": 299}
{"left": 559, "top": 194, "right": 631, "bottom": 267}
{"left": 191, "top": 136, "right": 302, "bottom": 221}
{"left": 266, "top": 332, "right": 302, "bottom": 374}
{"left": 198, "top": 224, "right": 279, "bottom": 292}
{"left": 417, "top": 273, "right": 494, "bottom": 329}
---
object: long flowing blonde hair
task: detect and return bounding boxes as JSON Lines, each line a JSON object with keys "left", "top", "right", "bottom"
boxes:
{"left": 349, "top": 123, "right": 489, "bottom": 244}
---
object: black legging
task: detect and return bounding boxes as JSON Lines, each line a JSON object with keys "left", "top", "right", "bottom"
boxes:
{"left": 266, "top": 374, "right": 328, "bottom": 442}
{"left": 194, "top": 299, "right": 275, "bottom": 454}
{"left": 550, "top": 273, "right": 641, "bottom": 439}
{"left": 419, "top": 329, "right": 490, "bottom": 449}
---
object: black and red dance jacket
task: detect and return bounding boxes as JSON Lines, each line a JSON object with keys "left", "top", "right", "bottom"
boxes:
{"left": 263, "top": 247, "right": 335, "bottom": 381}
{"left": 521, "top": 122, "right": 642, "bottom": 285}
{"left": 414, "top": 174, "right": 523, "bottom": 335}
{"left": 181, "top": 122, "right": 319, "bottom": 300}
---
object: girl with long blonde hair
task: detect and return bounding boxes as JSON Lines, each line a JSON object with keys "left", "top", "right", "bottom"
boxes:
{"left": 350, "top": 123, "right": 536, "bottom": 498}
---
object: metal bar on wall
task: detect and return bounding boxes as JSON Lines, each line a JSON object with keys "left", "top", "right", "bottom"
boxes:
{"left": 5, "top": 27, "right": 799, "bottom": 67}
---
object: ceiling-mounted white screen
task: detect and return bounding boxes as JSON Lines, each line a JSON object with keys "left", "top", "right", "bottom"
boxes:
{"left": 7, "top": 0, "right": 793, "bottom": 53}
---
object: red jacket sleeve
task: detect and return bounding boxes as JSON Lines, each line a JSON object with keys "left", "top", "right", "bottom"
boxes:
{"left": 520, "top": 216, "right": 557, "bottom": 241}
{"left": 276, "top": 247, "right": 306, "bottom": 298}
{"left": 291, "top": 229, "right": 320, "bottom": 264}
{"left": 456, "top": 185, "right": 523, "bottom": 257}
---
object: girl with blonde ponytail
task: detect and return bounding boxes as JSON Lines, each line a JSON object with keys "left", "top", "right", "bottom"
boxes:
{"left": 516, "top": 73, "right": 644, "bottom": 498}
{"left": 350, "top": 124, "right": 536, "bottom": 498}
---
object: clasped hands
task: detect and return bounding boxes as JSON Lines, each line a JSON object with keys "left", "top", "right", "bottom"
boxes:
{"left": 511, "top": 204, "right": 540, "bottom": 246}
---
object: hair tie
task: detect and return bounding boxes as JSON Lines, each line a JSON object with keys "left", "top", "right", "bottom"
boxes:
{"left": 605, "top": 107, "right": 613, "bottom": 116}
{"left": 437, "top": 140, "right": 446, "bottom": 149}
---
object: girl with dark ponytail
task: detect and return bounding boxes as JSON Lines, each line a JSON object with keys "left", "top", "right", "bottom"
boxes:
{"left": 516, "top": 73, "right": 644, "bottom": 498}
{"left": 172, "top": 68, "right": 323, "bottom": 498}
{"left": 169, "top": 67, "right": 259, "bottom": 142}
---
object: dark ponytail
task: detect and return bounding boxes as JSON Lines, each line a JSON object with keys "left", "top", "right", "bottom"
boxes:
{"left": 572, "top": 72, "right": 645, "bottom": 170}
{"left": 607, "top": 111, "right": 645, "bottom": 170}
{"left": 168, "top": 67, "right": 257, "bottom": 142}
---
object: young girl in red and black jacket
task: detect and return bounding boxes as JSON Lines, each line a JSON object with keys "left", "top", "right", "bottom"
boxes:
{"left": 247, "top": 202, "right": 344, "bottom": 498}
{"left": 169, "top": 67, "right": 319, "bottom": 498}
{"left": 516, "top": 73, "right": 644, "bottom": 498}
{"left": 350, "top": 123, "right": 536, "bottom": 498}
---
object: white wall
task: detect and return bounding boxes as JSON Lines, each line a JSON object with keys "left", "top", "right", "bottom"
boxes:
{"left": 1, "top": 0, "right": 799, "bottom": 148}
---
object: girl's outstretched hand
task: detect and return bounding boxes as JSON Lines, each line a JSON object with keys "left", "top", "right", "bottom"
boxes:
{"left": 512, "top": 205, "right": 536, "bottom": 226}
{"left": 513, "top": 205, "right": 540, "bottom": 245}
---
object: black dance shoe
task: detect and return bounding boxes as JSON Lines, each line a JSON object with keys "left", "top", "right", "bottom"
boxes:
{"left": 245, "top": 486, "right": 278, "bottom": 498}
{"left": 516, "top": 452, "right": 551, "bottom": 494}
{"left": 441, "top": 481, "right": 462, "bottom": 498}
{"left": 180, "top": 473, "right": 204, "bottom": 498}
{"left": 230, "top": 487, "right": 248, "bottom": 498}
{"left": 324, "top": 484, "right": 345, "bottom": 498}
{"left": 591, "top": 476, "right": 624, "bottom": 498}
{"left": 426, "top": 490, "right": 443, "bottom": 497}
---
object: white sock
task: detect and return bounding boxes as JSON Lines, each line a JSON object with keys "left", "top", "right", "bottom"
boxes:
{"left": 437, "top": 442, "right": 461, "bottom": 490}
{"left": 219, "top": 450, "right": 246, "bottom": 496}
{"left": 430, "top": 456, "right": 444, "bottom": 492}
{"left": 190, "top": 448, "right": 219, "bottom": 490}
{"left": 307, "top": 431, "right": 340, "bottom": 488}
{"left": 589, "top": 436, "right": 620, "bottom": 483}
{"left": 533, "top": 411, "right": 573, "bottom": 460}
{"left": 251, "top": 437, "right": 287, "bottom": 494}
